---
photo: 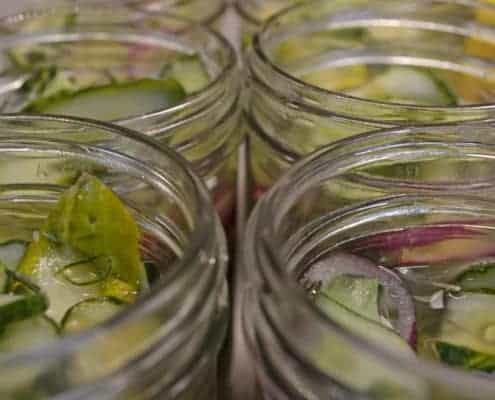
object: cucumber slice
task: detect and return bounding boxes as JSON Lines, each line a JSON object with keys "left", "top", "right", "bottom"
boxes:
{"left": 0, "top": 316, "right": 58, "bottom": 399}
{"left": 160, "top": 55, "right": 209, "bottom": 94}
{"left": 17, "top": 174, "right": 147, "bottom": 322}
{"left": 71, "top": 317, "right": 159, "bottom": 382}
{"left": 349, "top": 66, "right": 457, "bottom": 106}
{"left": 0, "top": 316, "right": 58, "bottom": 352}
{"left": 102, "top": 278, "right": 137, "bottom": 304}
{"left": 26, "top": 78, "right": 186, "bottom": 121}
{"left": 426, "top": 293, "right": 495, "bottom": 360}
{"left": 319, "top": 275, "right": 382, "bottom": 324}
{"left": 61, "top": 297, "right": 123, "bottom": 334}
{"left": 44, "top": 174, "right": 148, "bottom": 291}
{"left": 0, "top": 240, "right": 28, "bottom": 272}
{"left": 0, "top": 293, "right": 47, "bottom": 330}
{"left": 18, "top": 236, "right": 101, "bottom": 323}
{"left": 57, "top": 256, "right": 111, "bottom": 286}
{"left": 19, "top": 66, "right": 80, "bottom": 110}
{"left": 435, "top": 341, "right": 495, "bottom": 373}
{"left": 0, "top": 264, "right": 9, "bottom": 294}
{"left": 314, "top": 293, "right": 422, "bottom": 399}
{"left": 144, "top": 260, "right": 160, "bottom": 285}
{"left": 316, "top": 292, "right": 411, "bottom": 353}
{"left": 456, "top": 260, "right": 495, "bottom": 293}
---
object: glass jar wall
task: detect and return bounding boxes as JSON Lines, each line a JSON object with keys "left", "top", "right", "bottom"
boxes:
{"left": 0, "top": 5, "right": 242, "bottom": 228}
{"left": 243, "top": 124, "right": 495, "bottom": 399}
{"left": 235, "top": 0, "right": 306, "bottom": 49}
{"left": 246, "top": 0, "right": 495, "bottom": 203}
{"left": 0, "top": 114, "right": 228, "bottom": 400}
{"left": 0, "top": 0, "right": 228, "bottom": 26}
{"left": 127, "top": 0, "right": 228, "bottom": 30}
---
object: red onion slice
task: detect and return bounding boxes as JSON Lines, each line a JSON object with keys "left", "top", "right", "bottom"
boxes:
{"left": 304, "top": 252, "right": 417, "bottom": 348}
{"left": 352, "top": 225, "right": 481, "bottom": 253}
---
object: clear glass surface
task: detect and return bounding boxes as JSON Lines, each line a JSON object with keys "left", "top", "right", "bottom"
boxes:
{"left": 243, "top": 123, "right": 495, "bottom": 400}
{"left": 247, "top": 0, "right": 495, "bottom": 202}
{"left": 0, "top": 114, "right": 228, "bottom": 400}
{"left": 0, "top": 5, "right": 242, "bottom": 227}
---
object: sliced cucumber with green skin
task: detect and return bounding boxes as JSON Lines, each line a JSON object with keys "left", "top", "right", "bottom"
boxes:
{"left": 144, "top": 260, "right": 160, "bottom": 285}
{"left": 317, "top": 290, "right": 412, "bottom": 354}
{"left": 0, "top": 241, "right": 28, "bottom": 272}
{"left": 424, "top": 293, "right": 495, "bottom": 365}
{"left": 435, "top": 341, "right": 495, "bottom": 373}
{"left": 319, "top": 275, "right": 382, "bottom": 324}
{"left": 160, "top": 55, "right": 210, "bottom": 94}
{"left": 0, "top": 316, "right": 58, "bottom": 352}
{"left": 18, "top": 174, "right": 148, "bottom": 322}
{"left": 0, "top": 264, "right": 9, "bottom": 294}
{"left": 61, "top": 297, "right": 124, "bottom": 334}
{"left": 25, "top": 78, "right": 186, "bottom": 121}
{"left": 18, "top": 237, "right": 101, "bottom": 323}
{"left": 314, "top": 290, "right": 422, "bottom": 399}
{"left": 19, "top": 67, "right": 80, "bottom": 110}
{"left": 456, "top": 260, "right": 495, "bottom": 294}
{"left": 0, "top": 317, "right": 58, "bottom": 399}
{"left": 0, "top": 293, "right": 47, "bottom": 331}
{"left": 349, "top": 66, "right": 458, "bottom": 106}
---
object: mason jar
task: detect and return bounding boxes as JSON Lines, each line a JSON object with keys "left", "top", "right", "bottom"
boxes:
{"left": 246, "top": 0, "right": 495, "bottom": 202}
{"left": 234, "top": 0, "right": 306, "bottom": 50}
{"left": 0, "top": 5, "right": 242, "bottom": 228}
{"left": 0, "top": 114, "right": 228, "bottom": 400}
{"left": 0, "top": 0, "right": 228, "bottom": 26}
{"left": 125, "top": 0, "right": 228, "bottom": 30}
{"left": 242, "top": 123, "right": 495, "bottom": 400}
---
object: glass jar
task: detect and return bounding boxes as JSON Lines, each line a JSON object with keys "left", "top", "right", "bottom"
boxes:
{"left": 0, "top": 5, "right": 242, "bottom": 228}
{"left": 126, "top": 0, "right": 228, "bottom": 30}
{"left": 246, "top": 0, "right": 495, "bottom": 202}
{"left": 0, "top": 114, "right": 228, "bottom": 400}
{"left": 234, "top": 0, "right": 307, "bottom": 49}
{"left": 242, "top": 123, "right": 495, "bottom": 400}
{"left": 0, "top": 0, "right": 227, "bottom": 26}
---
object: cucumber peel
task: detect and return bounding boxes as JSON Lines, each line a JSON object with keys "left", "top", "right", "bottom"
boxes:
{"left": 456, "top": 261, "right": 495, "bottom": 294}
{"left": 26, "top": 78, "right": 186, "bottom": 121}
{"left": 424, "top": 293, "right": 495, "bottom": 367}
{"left": 435, "top": 341, "right": 495, "bottom": 373}
{"left": 20, "top": 66, "right": 80, "bottom": 109}
{"left": 0, "top": 293, "right": 47, "bottom": 331}
{"left": 0, "top": 264, "right": 9, "bottom": 294}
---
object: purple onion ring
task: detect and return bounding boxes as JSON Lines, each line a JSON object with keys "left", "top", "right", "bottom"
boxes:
{"left": 304, "top": 252, "right": 417, "bottom": 347}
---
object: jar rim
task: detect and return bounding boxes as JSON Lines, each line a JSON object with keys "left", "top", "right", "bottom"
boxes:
{"left": 250, "top": 0, "right": 495, "bottom": 122}
{"left": 131, "top": 0, "right": 227, "bottom": 26}
{"left": 0, "top": 113, "right": 221, "bottom": 371}
{"left": 234, "top": 0, "right": 265, "bottom": 26}
{"left": 246, "top": 122, "right": 495, "bottom": 395}
{"left": 0, "top": 4, "right": 237, "bottom": 128}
